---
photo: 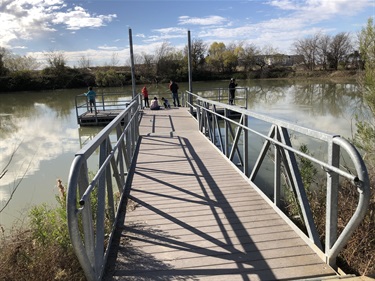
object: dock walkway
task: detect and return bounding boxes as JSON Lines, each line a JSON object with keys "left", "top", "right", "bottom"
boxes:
{"left": 104, "top": 107, "right": 338, "bottom": 280}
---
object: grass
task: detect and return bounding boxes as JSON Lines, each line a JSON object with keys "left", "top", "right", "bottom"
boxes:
{"left": 0, "top": 195, "right": 85, "bottom": 281}
{"left": 282, "top": 145, "right": 375, "bottom": 276}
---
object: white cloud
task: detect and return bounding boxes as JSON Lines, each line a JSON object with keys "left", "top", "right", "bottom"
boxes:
{"left": 178, "top": 15, "right": 228, "bottom": 26}
{"left": 269, "top": 0, "right": 373, "bottom": 18}
{"left": 52, "top": 6, "right": 117, "bottom": 30}
{"left": 98, "top": 45, "right": 120, "bottom": 51}
{"left": 0, "top": 0, "right": 116, "bottom": 47}
{"left": 146, "top": 27, "right": 187, "bottom": 43}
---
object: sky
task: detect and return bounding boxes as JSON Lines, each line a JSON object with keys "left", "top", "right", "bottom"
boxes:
{"left": 1, "top": 0, "right": 374, "bottom": 67}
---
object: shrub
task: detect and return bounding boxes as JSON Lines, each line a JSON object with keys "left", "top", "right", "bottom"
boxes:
{"left": 0, "top": 195, "right": 85, "bottom": 280}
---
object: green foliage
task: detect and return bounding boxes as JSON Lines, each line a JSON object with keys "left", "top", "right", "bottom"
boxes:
{"left": 0, "top": 190, "right": 85, "bottom": 280}
{"left": 94, "top": 69, "right": 126, "bottom": 87}
{"left": 354, "top": 17, "right": 375, "bottom": 168}
{"left": 28, "top": 196, "right": 70, "bottom": 248}
{"left": 282, "top": 144, "right": 319, "bottom": 227}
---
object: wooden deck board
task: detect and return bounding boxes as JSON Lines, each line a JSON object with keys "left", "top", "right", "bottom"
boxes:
{"left": 104, "top": 108, "right": 337, "bottom": 281}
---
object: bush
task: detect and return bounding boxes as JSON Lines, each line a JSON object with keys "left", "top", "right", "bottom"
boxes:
{"left": 0, "top": 195, "right": 85, "bottom": 280}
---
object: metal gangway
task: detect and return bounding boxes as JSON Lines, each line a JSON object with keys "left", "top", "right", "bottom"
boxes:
{"left": 66, "top": 90, "right": 370, "bottom": 280}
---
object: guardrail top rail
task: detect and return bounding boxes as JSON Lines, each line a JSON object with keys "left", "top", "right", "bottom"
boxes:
{"left": 184, "top": 90, "right": 370, "bottom": 269}
{"left": 67, "top": 95, "right": 141, "bottom": 281}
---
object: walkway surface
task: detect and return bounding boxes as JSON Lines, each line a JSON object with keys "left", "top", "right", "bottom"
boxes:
{"left": 104, "top": 107, "right": 338, "bottom": 281}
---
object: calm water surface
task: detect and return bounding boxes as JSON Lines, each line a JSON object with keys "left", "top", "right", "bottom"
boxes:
{"left": 0, "top": 79, "right": 366, "bottom": 230}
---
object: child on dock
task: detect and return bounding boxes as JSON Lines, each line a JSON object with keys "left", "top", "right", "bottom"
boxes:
{"left": 85, "top": 86, "right": 97, "bottom": 113}
{"left": 161, "top": 97, "right": 171, "bottom": 108}
{"left": 141, "top": 86, "right": 149, "bottom": 108}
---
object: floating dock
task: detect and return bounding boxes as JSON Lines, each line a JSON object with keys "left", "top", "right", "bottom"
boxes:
{"left": 78, "top": 109, "right": 124, "bottom": 126}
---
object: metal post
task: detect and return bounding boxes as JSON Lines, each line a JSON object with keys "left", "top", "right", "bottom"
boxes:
{"left": 243, "top": 111, "right": 249, "bottom": 176}
{"left": 128, "top": 28, "right": 136, "bottom": 98}
{"left": 325, "top": 140, "right": 340, "bottom": 266}
{"left": 274, "top": 128, "right": 281, "bottom": 206}
{"left": 187, "top": 30, "right": 193, "bottom": 114}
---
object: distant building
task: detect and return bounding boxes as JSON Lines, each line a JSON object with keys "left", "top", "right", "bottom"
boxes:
{"left": 253, "top": 54, "right": 304, "bottom": 67}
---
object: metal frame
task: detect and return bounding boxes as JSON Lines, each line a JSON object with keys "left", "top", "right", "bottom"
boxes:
{"left": 67, "top": 95, "right": 141, "bottom": 281}
{"left": 184, "top": 90, "right": 370, "bottom": 269}
{"left": 75, "top": 92, "right": 132, "bottom": 125}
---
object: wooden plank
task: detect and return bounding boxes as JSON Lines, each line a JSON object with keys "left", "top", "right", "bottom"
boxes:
{"left": 104, "top": 108, "right": 338, "bottom": 281}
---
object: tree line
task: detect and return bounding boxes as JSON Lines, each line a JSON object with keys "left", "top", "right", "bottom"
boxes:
{"left": 0, "top": 24, "right": 368, "bottom": 92}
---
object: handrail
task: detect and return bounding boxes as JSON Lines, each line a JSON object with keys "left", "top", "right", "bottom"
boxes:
{"left": 184, "top": 90, "right": 370, "bottom": 269}
{"left": 67, "top": 94, "right": 142, "bottom": 281}
{"left": 75, "top": 92, "right": 132, "bottom": 125}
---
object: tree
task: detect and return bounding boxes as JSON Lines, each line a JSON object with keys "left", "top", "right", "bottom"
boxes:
{"left": 328, "top": 32, "right": 352, "bottom": 70}
{"left": 184, "top": 39, "right": 207, "bottom": 72}
{"left": 238, "top": 43, "right": 260, "bottom": 72}
{"left": 354, "top": 17, "right": 375, "bottom": 166}
{"left": 0, "top": 47, "right": 9, "bottom": 75}
{"left": 78, "top": 55, "right": 91, "bottom": 69}
{"left": 293, "top": 34, "right": 320, "bottom": 70}
{"left": 206, "top": 42, "right": 226, "bottom": 72}
{"left": 110, "top": 52, "right": 120, "bottom": 67}
{"left": 358, "top": 17, "right": 375, "bottom": 69}
{"left": 2, "top": 52, "right": 40, "bottom": 72}
{"left": 45, "top": 50, "right": 67, "bottom": 70}
{"left": 137, "top": 52, "right": 155, "bottom": 82}
{"left": 317, "top": 34, "right": 331, "bottom": 70}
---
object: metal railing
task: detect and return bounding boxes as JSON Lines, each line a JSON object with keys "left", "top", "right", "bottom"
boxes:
{"left": 67, "top": 95, "right": 141, "bottom": 281}
{"left": 75, "top": 92, "right": 132, "bottom": 125}
{"left": 183, "top": 90, "right": 370, "bottom": 269}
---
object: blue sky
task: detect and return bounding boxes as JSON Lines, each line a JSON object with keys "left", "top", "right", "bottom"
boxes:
{"left": 1, "top": 0, "right": 374, "bottom": 67}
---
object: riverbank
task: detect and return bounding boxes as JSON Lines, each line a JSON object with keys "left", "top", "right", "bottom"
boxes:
{"left": 0, "top": 68, "right": 360, "bottom": 93}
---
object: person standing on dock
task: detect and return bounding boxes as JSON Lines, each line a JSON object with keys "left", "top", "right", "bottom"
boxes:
{"left": 141, "top": 86, "right": 149, "bottom": 108}
{"left": 85, "top": 86, "right": 97, "bottom": 113}
{"left": 228, "top": 78, "right": 237, "bottom": 105}
{"left": 169, "top": 80, "right": 181, "bottom": 107}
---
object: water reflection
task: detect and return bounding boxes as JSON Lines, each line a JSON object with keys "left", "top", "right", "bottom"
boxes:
{"left": 246, "top": 80, "right": 365, "bottom": 137}
{"left": 0, "top": 81, "right": 368, "bottom": 230}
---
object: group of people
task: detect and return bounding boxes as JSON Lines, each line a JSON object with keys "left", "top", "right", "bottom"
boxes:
{"left": 141, "top": 79, "right": 180, "bottom": 110}
{"left": 85, "top": 77, "right": 238, "bottom": 114}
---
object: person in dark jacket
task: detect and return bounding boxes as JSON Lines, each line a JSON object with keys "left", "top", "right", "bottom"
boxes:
{"left": 228, "top": 78, "right": 237, "bottom": 105}
{"left": 169, "top": 80, "right": 181, "bottom": 107}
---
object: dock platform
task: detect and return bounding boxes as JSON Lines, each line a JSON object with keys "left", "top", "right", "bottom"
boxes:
{"left": 103, "top": 107, "right": 338, "bottom": 281}
{"left": 78, "top": 110, "right": 124, "bottom": 126}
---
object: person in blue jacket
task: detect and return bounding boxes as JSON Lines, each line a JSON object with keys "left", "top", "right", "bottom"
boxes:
{"left": 85, "top": 86, "right": 97, "bottom": 113}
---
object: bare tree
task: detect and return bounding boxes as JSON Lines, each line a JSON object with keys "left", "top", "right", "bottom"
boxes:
{"left": 110, "top": 52, "right": 120, "bottom": 67}
{"left": 0, "top": 48, "right": 8, "bottom": 75}
{"left": 317, "top": 34, "right": 331, "bottom": 70}
{"left": 328, "top": 32, "right": 353, "bottom": 70}
{"left": 45, "top": 50, "right": 67, "bottom": 70}
{"left": 3, "top": 54, "right": 40, "bottom": 72}
{"left": 293, "top": 34, "right": 320, "bottom": 70}
{"left": 238, "top": 43, "right": 260, "bottom": 71}
{"left": 184, "top": 38, "right": 207, "bottom": 72}
{"left": 0, "top": 143, "right": 33, "bottom": 214}
{"left": 78, "top": 55, "right": 91, "bottom": 69}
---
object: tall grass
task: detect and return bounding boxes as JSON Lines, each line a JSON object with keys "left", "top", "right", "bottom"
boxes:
{"left": 0, "top": 195, "right": 85, "bottom": 281}
{"left": 282, "top": 145, "right": 375, "bottom": 276}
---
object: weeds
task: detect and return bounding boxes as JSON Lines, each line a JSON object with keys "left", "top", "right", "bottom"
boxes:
{"left": 0, "top": 194, "right": 85, "bottom": 281}
{"left": 282, "top": 145, "right": 375, "bottom": 276}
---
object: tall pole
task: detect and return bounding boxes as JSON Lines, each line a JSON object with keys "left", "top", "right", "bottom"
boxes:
{"left": 128, "top": 28, "right": 136, "bottom": 98}
{"left": 187, "top": 30, "right": 193, "bottom": 113}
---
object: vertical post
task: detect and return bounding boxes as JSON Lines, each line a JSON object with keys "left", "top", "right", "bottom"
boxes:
{"left": 129, "top": 28, "right": 136, "bottom": 98}
{"left": 274, "top": 128, "right": 281, "bottom": 206}
{"left": 326, "top": 140, "right": 340, "bottom": 267}
{"left": 187, "top": 30, "right": 193, "bottom": 114}
{"left": 243, "top": 113, "right": 249, "bottom": 176}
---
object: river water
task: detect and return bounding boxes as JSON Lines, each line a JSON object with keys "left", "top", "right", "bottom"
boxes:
{"left": 0, "top": 79, "right": 366, "bottom": 230}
